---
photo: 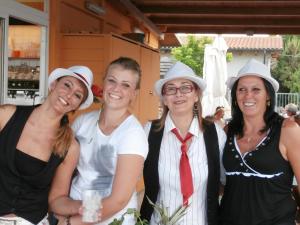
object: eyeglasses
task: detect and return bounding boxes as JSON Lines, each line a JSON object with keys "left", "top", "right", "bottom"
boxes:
{"left": 162, "top": 85, "right": 194, "bottom": 96}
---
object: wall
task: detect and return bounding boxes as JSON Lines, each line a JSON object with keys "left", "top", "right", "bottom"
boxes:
{"left": 49, "top": 0, "right": 159, "bottom": 70}
{"left": 227, "top": 50, "right": 273, "bottom": 78}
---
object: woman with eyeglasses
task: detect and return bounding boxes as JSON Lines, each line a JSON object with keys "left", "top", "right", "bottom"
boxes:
{"left": 49, "top": 57, "right": 148, "bottom": 225}
{"left": 140, "top": 61, "right": 226, "bottom": 225}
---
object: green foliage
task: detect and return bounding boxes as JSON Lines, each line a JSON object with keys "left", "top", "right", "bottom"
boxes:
{"left": 109, "top": 208, "right": 149, "bottom": 225}
{"left": 171, "top": 35, "right": 213, "bottom": 76}
{"left": 226, "top": 52, "right": 233, "bottom": 62}
{"left": 108, "top": 196, "right": 188, "bottom": 225}
{"left": 272, "top": 35, "right": 300, "bottom": 92}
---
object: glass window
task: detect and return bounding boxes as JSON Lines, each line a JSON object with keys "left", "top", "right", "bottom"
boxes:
{"left": 7, "top": 17, "right": 43, "bottom": 105}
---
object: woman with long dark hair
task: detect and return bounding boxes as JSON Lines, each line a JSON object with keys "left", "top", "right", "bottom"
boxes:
{"left": 220, "top": 59, "right": 300, "bottom": 225}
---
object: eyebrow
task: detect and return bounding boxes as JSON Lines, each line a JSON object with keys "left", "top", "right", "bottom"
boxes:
{"left": 165, "top": 81, "right": 192, "bottom": 86}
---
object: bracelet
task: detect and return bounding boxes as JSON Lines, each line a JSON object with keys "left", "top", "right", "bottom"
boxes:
{"left": 65, "top": 216, "right": 71, "bottom": 225}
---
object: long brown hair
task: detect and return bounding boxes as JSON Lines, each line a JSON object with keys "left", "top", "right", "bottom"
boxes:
{"left": 51, "top": 76, "right": 87, "bottom": 157}
{"left": 52, "top": 114, "right": 73, "bottom": 157}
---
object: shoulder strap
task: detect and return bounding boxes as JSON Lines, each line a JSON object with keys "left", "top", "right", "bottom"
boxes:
{"left": 203, "top": 122, "right": 221, "bottom": 225}
{"left": 140, "top": 120, "right": 164, "bottom": 221}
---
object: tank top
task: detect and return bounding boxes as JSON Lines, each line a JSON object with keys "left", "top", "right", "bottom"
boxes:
{"left": 220, "top": 117, "right": 296, "bottom": 225}
{"left": 0, "top": 106, "right": 64, "bottom": 224}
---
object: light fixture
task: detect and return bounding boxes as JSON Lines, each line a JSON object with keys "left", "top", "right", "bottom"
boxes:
{"left": 85, "top": 1, "right": 106, "bottom": 15}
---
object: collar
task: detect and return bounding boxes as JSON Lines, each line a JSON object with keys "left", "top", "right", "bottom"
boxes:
{"left": 165, "top": 112, "right": 200, "bottom": 138}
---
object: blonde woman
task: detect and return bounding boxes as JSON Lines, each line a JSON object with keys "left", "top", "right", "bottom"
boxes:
{"left": 49, "top": 57, "right": 148, "bottom": 225}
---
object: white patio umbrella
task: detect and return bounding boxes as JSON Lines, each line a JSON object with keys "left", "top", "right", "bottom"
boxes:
{"left": 201, "top": 35, "right": 230, "bottom": 117}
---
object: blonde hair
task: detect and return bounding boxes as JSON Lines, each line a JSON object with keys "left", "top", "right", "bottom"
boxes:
{"left": 105, "top": 57, "right": 142, "bottom": 89}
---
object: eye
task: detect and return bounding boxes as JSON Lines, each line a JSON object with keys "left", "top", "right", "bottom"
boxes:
{"left": 64, "top": 82, "right": 71, "bottom": 88}
{"left": 181, "top": 85, "right": 192, "bottom": 92}
{"left": 75, "top": 93, "right": 83, "bottom": 100}
{"left": 166, "top": 87, "right": 176, "bottom": 91}
{"left": 121, "top": 83, "right": 131, "bottom": 89}
{"left": 238, "top": 87, "right": 246, "bottom": 92}
{"left": 107, "top": 78, "right": 116, "bottom": 84}
{"left": 252, "top": 87, "right": 261, "bottom": 93}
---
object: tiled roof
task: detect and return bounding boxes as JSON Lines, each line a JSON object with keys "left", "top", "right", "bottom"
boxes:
{"left": 160, "top": 33, "right": 181, "bottom": 47}
{"left": 225, "top": 36, "right": 283, "bottom": 50}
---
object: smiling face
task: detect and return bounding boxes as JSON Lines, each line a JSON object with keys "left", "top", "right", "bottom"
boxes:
{"left": 49, "top": 76, "right": 87, "bottom": 113}
{"left": 236, "top": 75, "right": 269, "bottom": 118}
{"left": 103, "top": 65, "right": 139, "bottom": 110}
{"left": 162, "top": 78, "right": 199, "bottom": 117}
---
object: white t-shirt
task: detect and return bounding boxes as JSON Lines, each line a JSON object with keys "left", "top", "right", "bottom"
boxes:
{"left": 144, "top": 113, "right": 226, "bottom": 225}
{"left": 70, "top": 110, "right": 148, "bottom": 225}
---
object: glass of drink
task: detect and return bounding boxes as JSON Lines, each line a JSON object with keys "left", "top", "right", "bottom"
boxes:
{"left": 82, "top": 190, "right": 102, "bottom": 223}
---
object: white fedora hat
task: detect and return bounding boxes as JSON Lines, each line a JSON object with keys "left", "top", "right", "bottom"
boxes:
{"left": 226, "top": 58, "right": 279, "bottom": 92}
{"left": 48, "top": 66, "right": 94, "bottom": 110}
{"left": 154, "top": 61, "right": 206, "bottom": 97}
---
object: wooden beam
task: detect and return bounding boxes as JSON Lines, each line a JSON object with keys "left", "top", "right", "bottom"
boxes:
{"left": 164, "top": 25, "right": 300, "bottom": 35}
{"left": 119, "top": 0, "right": 163, "bottom": 39}
{"left": 150, "top": 16, "right": 300, "bottom": 26}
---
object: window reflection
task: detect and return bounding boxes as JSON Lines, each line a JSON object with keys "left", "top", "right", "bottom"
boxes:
{"left": 7, "top": 17, "right": 41, "bottom": 103}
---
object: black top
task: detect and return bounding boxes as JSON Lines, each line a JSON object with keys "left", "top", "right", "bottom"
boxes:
{"left": 0, "top": 106, "right": 64, "bottom": 224}
{"left": 140, "top": 120, "right": 221, "bottom": 225}
{"left": 220, "top": 117, "right": 296, "bottom": 225}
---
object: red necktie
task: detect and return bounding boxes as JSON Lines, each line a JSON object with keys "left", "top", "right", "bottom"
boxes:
{"left": 172, "top": 128, "right": 194, "bottom": 206}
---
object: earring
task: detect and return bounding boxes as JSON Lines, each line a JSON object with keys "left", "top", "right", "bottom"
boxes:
{"left": 193, "top": 103, "right": 198, "bottom": 117}
{"left": 267, "top": 100, "right": 270, "bottom": 107}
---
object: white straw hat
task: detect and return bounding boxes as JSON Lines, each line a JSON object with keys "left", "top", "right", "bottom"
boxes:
{"left": 226, "top": 59, "right": 279, "bottom": 92}
{"left": 48, "top": 66, "right": 94, "bottom": 110}
{"left": 154, "top": 61, "right": 206, "bottom": 97}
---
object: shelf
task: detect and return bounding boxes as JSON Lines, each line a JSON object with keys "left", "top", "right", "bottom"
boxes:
{"left": 9, "top": 57, "right": 39, "bottom": 60}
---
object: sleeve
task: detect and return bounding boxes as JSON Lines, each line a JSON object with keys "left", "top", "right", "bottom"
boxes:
{"left": 71, "top": 113, "right": 85, "bottom": 134}
{"left": 117, "top": 127, "right": 149, "bottom": 159}
{"left": 214, "top": 122, "right": 227, "bottom": 185}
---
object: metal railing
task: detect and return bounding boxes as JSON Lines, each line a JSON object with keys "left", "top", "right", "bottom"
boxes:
{"left": 275, "top": 93, "right": 300, "bottom": 111}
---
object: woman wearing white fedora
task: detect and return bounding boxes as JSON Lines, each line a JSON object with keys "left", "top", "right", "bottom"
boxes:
{"left": 219, "top": 59, "right": 300, "bottom": 225}
{"left": 49, "top": 57, "right": 148, "bottom": 225}
{"left": 0, "top": 65, "right": 94, "bottom": 225}
{"left": 140, "top": 61, "right": 226, "bottom": 225}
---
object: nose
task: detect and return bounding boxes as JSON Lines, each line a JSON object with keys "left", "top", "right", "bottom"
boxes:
{"left": 66, "top": 89, "right": 75, "bottom": 99}
{"left": 175, "top": 87, "right": 183, "bottom": 97}
{"left": 244, "top": 89, "right": 252, "bottom": 97}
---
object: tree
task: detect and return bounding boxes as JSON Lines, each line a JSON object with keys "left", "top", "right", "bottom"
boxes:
{"left": 171, "top": 35, "right": 233, "bottom": 77}
{"left": 272, "top": 35, "right": 300, "bottom": 92}
{"left": 171, "top": 36, "right": 212, "bottom": 76}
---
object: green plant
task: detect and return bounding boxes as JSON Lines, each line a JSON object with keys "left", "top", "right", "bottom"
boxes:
{"left": 108, "top": 196, "right": 189, "bottom": 225}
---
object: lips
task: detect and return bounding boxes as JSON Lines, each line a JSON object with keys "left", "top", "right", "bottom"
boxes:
{"left": 58, "top": 96, "right": 68, "bottom": 106}
{"left": 243, "top": 102, "right": 255, "bottom": 107}
{"left": 173, "top": 100, "right": 186, "bottom": 105}
{"left": 108, "top": 93, "right": 121, "bottom": 100}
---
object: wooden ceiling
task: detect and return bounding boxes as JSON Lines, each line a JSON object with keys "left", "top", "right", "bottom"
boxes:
{"left": 117, "top": 0, "right": 300, "bottom": 36}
